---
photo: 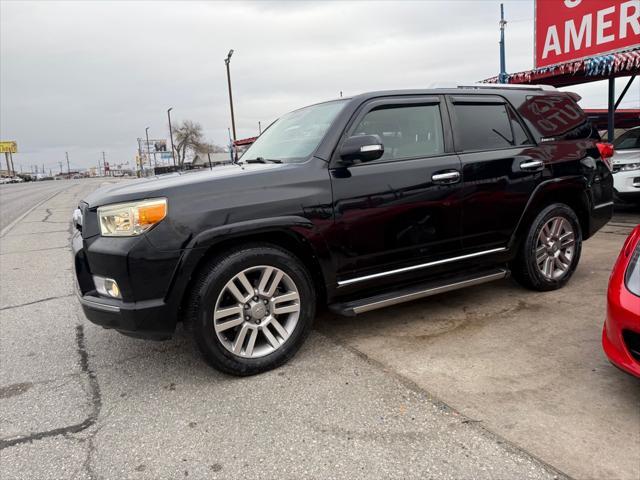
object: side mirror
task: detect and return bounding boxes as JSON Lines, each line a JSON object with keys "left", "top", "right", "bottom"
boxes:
{"left": 340, "top": 135, "right": 384, "bottom": 163}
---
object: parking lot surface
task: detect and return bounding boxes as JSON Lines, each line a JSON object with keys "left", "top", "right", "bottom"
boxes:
{"left": 0, "top": 179, "right": 638, "bottom": 479}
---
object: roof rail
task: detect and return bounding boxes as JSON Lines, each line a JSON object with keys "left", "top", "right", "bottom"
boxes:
{"left": 457, "top": 84, "right": 558, "bottom": 91}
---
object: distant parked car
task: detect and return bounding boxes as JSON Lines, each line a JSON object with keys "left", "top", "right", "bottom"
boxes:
{"left": 603, "top": 225, "right": 640, "bottom": 378}
{"left": 612, "top": 126, "right": 640, "bottom": 204}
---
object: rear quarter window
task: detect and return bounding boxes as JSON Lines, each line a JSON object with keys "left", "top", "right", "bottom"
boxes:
{"left": 516, "top": 94, "right": 597, "bottom": 141}
{"left": 451, "top": 102, "right": 532, "bottom": 152}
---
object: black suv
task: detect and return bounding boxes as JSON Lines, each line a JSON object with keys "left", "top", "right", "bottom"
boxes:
{"left": 72, "top": 86, "right": 614, "bottom": 375}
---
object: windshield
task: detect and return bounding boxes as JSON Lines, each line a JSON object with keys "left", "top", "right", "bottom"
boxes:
{"left": 240, "top": 100, "right": 346, "bottom": 163}
{"left": 613, "top": 128, "right": 640, "bottom": 150}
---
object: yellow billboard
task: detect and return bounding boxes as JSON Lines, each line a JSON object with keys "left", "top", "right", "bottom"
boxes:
{"left": 0, "top": 141, "right": 18, "bottom": 153}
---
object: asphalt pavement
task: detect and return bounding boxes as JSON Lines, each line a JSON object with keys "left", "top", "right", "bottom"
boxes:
{"left": 0, "top": 179, "right": 637, "bottom": 479}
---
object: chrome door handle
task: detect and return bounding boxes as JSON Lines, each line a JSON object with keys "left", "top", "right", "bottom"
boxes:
{"left": 432, "top": 171, "right": 460, "bottom": 183}
{"left": 520, "top": 160, "right": 544, "bottom": 171}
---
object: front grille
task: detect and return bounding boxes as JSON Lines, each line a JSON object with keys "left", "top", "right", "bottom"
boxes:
{"left": 622, "top": 330, "right": 640, "bottom": 362}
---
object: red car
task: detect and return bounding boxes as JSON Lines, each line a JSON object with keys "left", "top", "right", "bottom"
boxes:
{"left": 603, "top": 225, "right": 640, "bottom": 377}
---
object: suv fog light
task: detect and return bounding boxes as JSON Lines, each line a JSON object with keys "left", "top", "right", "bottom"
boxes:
{"left": 93, "top": 276, "right": 121, "bottom": 299}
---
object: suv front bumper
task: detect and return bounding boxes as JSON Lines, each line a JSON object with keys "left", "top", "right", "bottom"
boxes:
{"left": 613, "top": 170, "right": 640, "bottom": 201}
{"left": 72, "top": 228, "right": 180, "bottom": 340}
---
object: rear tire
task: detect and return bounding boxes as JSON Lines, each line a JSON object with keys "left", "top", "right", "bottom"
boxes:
{"left": 187, "top": 244, "right": 315, "bottom": 376}
{"left": 512, "top": 203, "right": 582, "bottom": 291}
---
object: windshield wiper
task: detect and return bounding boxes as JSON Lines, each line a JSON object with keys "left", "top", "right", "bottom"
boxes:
{"left": 243, "top": 157, "right": 282, "bottom": 164}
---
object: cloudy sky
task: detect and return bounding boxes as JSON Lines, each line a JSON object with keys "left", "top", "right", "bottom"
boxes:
{"left": 1, "top": 0, "right": 638, "bottom": 172}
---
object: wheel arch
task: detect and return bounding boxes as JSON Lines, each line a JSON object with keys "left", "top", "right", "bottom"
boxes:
{"left": 173, "top": 218, "right": 331, "bottom": 324}
{"left": 509, "top": 177, "right": 591, "bottom": 252}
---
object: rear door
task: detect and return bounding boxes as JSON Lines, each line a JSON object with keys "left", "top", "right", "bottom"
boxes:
{"left": 329, "top": 96, "right": 463, "bottom": 285}
{"left": 447, "top": 95, "right": 545, "bottom": 252}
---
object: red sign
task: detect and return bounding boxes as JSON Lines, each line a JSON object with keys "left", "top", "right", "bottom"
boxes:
{"left": 535, "top": 0, "right": 640, "bottom": 68}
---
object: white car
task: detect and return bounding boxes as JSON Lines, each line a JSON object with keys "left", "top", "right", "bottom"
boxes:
{"left": 612, "top": 126, "right": 640, "bottom": 204}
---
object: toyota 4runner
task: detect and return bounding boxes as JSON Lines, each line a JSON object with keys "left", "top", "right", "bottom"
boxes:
{"left": 72, "top": 85, "right": 614, "bottom": 375}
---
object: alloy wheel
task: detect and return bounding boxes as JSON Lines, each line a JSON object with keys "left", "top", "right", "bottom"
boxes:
{"left": 535, "top": 216, "right": 576, "bottom": 280}
{"left": 213, "top": 266, "right": 301, "bottom": 358}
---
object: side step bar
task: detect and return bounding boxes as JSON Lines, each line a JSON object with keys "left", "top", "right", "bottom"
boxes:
{"left": 329, "top": 268, "right": 509, "bottom": 317}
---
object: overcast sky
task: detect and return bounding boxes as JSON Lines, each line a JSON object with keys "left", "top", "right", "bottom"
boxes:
{"left": 1, "top": 0, "right": 638, "bottom": 172}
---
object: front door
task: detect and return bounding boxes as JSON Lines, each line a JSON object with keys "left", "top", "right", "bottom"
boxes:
{"left": 328, "top": 96, "right": 463, "bottom": 286}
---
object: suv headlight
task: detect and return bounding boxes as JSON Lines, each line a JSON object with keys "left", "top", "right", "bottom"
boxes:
{"left": 620, "top": 163, "right": 640, "bottom": 172}
{"left": 98, "top": 198, "right": 167, "bottom": 237}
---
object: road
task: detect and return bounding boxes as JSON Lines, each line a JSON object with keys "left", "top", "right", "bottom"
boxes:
{"left": 0, "top": 181, "right": 80, "bottom": 232}
{"left": 0, "top": 179, "right": 637, "bottom": 479}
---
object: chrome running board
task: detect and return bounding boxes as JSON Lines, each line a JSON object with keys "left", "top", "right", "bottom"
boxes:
{"left": 329, "top": 268, "right": 508, "bottom": 316}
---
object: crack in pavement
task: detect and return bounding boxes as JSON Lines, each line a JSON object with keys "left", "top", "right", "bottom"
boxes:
{"left": 0, "top": 324, "right": 102, "bottom": 450}
{"left": 315, "top": 329, "right": 574, "bottom": 480}
{"left": 0, "top": 294, "right": 75, "bottom": 311}
{"left": 42, "top": 208, "right": 53, "bottom": 222}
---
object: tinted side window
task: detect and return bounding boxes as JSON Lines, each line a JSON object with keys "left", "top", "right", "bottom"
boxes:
{"left": 453, "top": 103, "right": 514, "bottom": 151}
{"left": 518, "top": 94, "right": 596, "bottom": 141}
{"left": 353, "top": 105, "right": 444, "bottom": 161}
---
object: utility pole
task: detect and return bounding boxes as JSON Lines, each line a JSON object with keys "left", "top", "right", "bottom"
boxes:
{"left": 499, "top": 3, "right": 507, "bottom": 84}
{"left": 65, "top": 152, "right": 70, "bottom": 177}
{"left": 167, "top": 107, "right": 176, "bottom": 168}
{"left": 224, "top": 50, "right": 237, "bottom": 146}
{"left": 58, "top": 161, "right": 63, "bottom": 174}
{"left": 8, "top": 151, "right": 15, "bottom": 176}
{"left": 258, "top": 121, "right": 262, "bottom": 135}
{"left": 102, "top": 151, "right": 107, "bottom": 177}
{"left": 137, "top": 138, "right": 144, "bottom": 177}
{"left": 145, "top": 127, "right": 155, "bottom": 170}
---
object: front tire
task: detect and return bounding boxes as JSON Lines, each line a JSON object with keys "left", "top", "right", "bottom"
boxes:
{"left": 512, "top": 203, "right": 582, "bottom": 291}
{"left": 187, "top": 244, "right": 315, "bottom": 376}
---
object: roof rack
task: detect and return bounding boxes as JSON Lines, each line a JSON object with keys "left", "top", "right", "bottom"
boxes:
{"left": 457, "top": 84, "right": 558, "bottom": 91}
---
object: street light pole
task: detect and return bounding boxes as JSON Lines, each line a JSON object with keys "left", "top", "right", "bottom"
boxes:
{"left": 498, "top": 3, "right": 508, "bottom": 84}
{"left": 167, "top": 107, "right": 176, "bottom": 168}
{"left": 225, "top": 49, "right": 237, "bottom": 147}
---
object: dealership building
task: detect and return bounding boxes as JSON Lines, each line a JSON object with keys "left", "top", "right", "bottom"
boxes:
{"left": 484, "top": 0, "right": 639, "bottom": 140}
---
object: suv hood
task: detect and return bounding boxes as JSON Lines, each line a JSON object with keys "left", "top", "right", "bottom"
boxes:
{"left": 83, "top": 163, "right": 285, "bottom": 208}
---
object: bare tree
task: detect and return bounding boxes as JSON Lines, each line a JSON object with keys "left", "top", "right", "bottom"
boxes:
{"left": 173, "top": 120, "right": 204, "bottom": 166}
